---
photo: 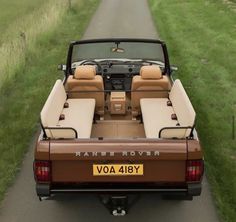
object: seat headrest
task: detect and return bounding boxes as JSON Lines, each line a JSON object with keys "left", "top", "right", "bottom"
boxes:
{"left": 140, "top": 65, "right": 162, "bottom": 79}
{"left": 74, "top": 65, "right": 96, "bottom": 79}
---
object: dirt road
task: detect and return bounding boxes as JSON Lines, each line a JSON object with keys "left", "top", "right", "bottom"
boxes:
{"left": 0, "top": 1, "right": 219, "bottom": 221}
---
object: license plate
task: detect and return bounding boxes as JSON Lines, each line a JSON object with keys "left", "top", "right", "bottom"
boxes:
{"left": 93, "top": 164, "right": 143, "bottom": 176}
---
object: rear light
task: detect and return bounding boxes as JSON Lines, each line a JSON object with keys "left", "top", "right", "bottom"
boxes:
{"left": 34, "top": 161, "right": 51, "bottom": 182}
{"left": 186, "top": 160, "right": 204, "bottom": 182}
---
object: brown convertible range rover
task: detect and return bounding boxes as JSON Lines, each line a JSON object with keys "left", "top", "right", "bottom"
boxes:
{"left": 34, "top": 39, "right": 204, "bottom": 215}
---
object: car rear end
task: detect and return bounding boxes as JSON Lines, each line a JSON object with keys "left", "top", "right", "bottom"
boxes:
{"left": 34, "top": 138, "right": 204, "bottom": 199}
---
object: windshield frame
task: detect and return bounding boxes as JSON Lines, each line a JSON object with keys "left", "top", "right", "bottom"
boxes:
{"left": 66, "top": 38, "right": 171, "bottom": 76}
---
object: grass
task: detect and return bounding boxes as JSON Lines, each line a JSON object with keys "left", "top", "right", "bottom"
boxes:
{"left": 148, "top": 0, "right": 236, "bottom": 221}
{"left": 0, "top": 0, "right": 48, "bottom": 40}
{"left": 0, "top": 0, "right": 100, "bottom": 202}
{"left": 0, "top": 0, "right": 73, "bottom": 89}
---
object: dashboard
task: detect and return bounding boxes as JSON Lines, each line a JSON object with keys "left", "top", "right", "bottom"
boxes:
{"left": 71, "top": 60, "right": 165, "bottom": 91}
{"left": 101, "top": 64, "right": 141, "bottom": 91}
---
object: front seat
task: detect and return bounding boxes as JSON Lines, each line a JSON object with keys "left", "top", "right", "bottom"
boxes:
{"left": 131, "top": 65, "right": 170, "bottom": 117}
{"left": 66, "top": 65, "right": 104, "bottom": 116}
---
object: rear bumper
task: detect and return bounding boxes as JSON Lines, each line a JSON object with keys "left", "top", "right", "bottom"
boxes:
{"left": 36, "top": 182, "right": 201, "bottom": 198}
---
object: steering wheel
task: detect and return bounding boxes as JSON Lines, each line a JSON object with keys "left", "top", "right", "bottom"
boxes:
{"left": 80, "top": 60, "right": 103, "bottom": 75}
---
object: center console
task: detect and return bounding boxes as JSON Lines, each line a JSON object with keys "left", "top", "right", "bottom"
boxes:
{"left": 104, "top": 74, "right": 132, "bottom": 91}
{"left": 102, "top": 64, "right": 140, "bottom": 91}
{"left": 110, "top": 92, "right": 126, "bottom": 115}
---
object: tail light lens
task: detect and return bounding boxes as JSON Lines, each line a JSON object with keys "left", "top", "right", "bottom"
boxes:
{"left": 186, "top": 160, "right": 204, "bottom": 182}
{"left": 34, "top": 161, "right": 51, "bottom": 182}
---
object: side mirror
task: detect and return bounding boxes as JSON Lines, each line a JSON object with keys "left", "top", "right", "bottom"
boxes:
{"left": 58, "top": 64, "right": 67, "bottom": 71}
{"left": 170, "top": 65, "right": 178, "bottom": 73}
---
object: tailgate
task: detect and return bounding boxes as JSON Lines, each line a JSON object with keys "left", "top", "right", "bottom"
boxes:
{"left": 49, "top": 139, "right": 188, "bottom": 183}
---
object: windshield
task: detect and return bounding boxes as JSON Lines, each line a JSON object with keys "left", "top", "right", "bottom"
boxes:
{"left": 71, "top": 41, "right": 164, "bottom": 63}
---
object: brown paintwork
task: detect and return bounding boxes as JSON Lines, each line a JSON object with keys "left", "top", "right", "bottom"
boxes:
{"left": 49, "top": 139, "right": 188, "bottom": 161}
{"left": 35, "top": 137, "right": 203, "bottom": 184}
{"left": 36, "top": 138, "right": 190, "bottom": 161}
{"left": 187, "top": 139, "right": 203, "bottom": 159}
{"left": 35, "top": 134, "right": 50, "bottom": 160}
{"left": 52, "top": 160, "right": 186, "bottom": 182}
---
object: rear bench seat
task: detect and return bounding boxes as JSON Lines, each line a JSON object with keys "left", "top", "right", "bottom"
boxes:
{"left": 140, "top": 79, "right": 195, "bottom": 139}
{"left": 41, "top": 79, "right": 95, "bottom": 139}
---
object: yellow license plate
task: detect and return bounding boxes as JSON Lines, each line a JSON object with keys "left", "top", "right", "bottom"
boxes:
{"left": 93, "top": 164, "right": 143, "bottom": 176}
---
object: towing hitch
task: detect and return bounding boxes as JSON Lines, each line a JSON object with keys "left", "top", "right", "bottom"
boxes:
{"left": 100, "top": 195, "right": 128, "bottom": 216}
{"left": 110, "top": 196, "right": 127, "bottom": 216}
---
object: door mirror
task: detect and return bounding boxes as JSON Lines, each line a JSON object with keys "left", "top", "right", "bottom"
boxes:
{"left": 170, "top": 65, "right": 178, "bottom": 73}
{"left": 58, "top": 64, "right": 67, "bottom": 71}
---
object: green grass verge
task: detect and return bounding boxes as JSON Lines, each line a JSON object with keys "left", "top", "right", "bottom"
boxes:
{"left": 0, "top": 0, "right": 100, "bottom": 202}
{"left": 149, "top": 0, "right": 236, "bottom": 221}
{"left": 0, "top": 0, "right": 72, "bottom": 87}
{"left": 0, "top": 0, "right": 48, "bottom": 40}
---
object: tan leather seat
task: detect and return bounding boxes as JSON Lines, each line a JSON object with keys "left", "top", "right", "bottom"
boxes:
{"left": 140, "top": 79, "right": 196, "bottom": 139}
{"left": 41, "top": 79, "right": 96, "bottom": 139}
{"left": 66, "top": 65, "right": 104, "bottom": 116}
{"left": 131, "top": 65, "right": 170, "bottom": 117}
